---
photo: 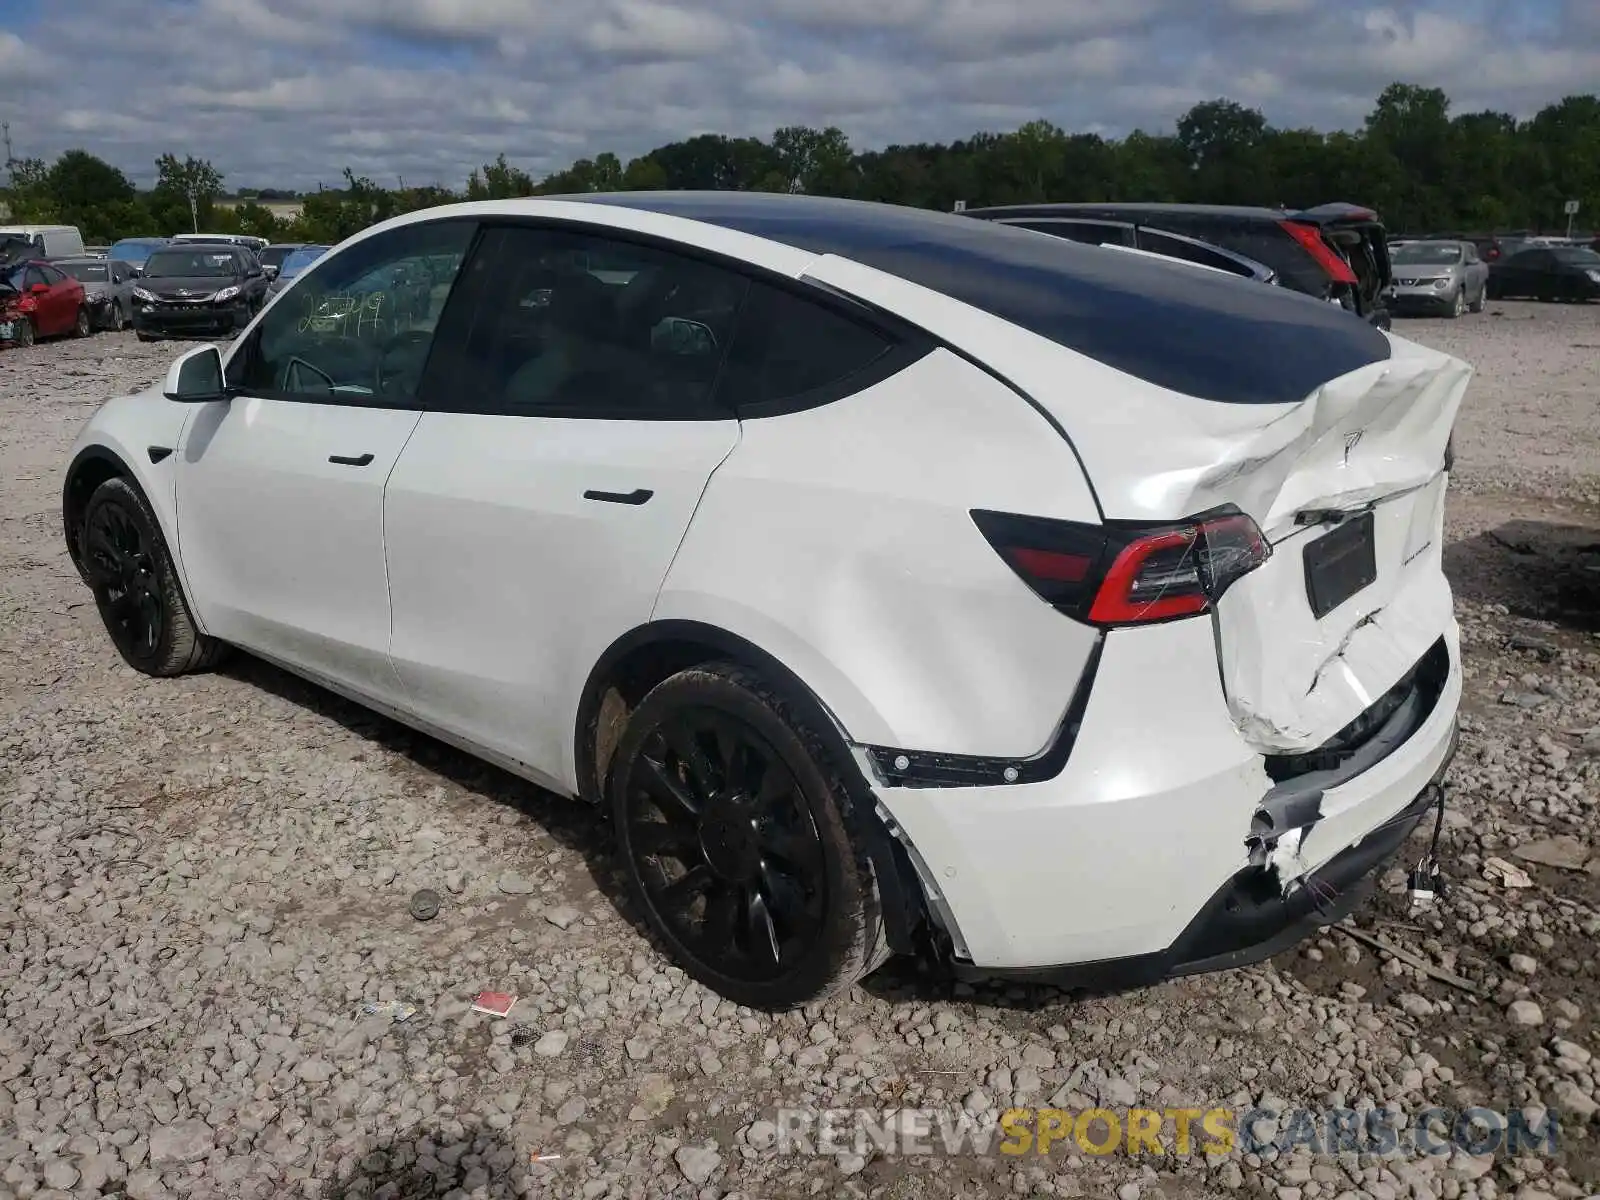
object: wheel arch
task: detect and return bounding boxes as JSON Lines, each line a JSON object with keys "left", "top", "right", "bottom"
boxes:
{"left": 575, "top": 618, "right": 930, "bottom": 956}
{"left": 62, "top": 444, "right": 136, "bottom": 582}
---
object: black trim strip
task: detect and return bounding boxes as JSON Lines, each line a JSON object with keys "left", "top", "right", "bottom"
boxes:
{"left": 863, "top": 635, "right": 1104, "bottom": 788}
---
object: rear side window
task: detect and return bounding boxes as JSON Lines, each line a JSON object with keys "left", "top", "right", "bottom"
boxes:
{"left": 1007, "top": 220, "right": 1131, "bottom": 247}
{"left": 1153, "top": 217, "right": 1328, "bottom": 294}
{"left": 716, "top": 282, "right": 893, "bottom": 415}
{"left": 1136, "top": 229, "right": 1259, "bottom": 278}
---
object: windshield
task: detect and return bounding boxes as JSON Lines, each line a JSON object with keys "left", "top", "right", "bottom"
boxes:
{"left": 1392, "top": 243, "right": 1462, "bottom": 265}
{"left": 60, "top": 262, "right": 109, "bottom": 283}
{"left": 107, "top": 239, "right": 164, "bottom": 264}
{"left": 280, "top": 246, "right": 329, "bottom": 277}
{"left": 143, "top": 250, "right": 240, "bottom": 278}
{"left": 1553, "top": 248, "right": 1600, "bottom": 266}
{"left": 259, "top": 246, "right": 294, "bottom": 270}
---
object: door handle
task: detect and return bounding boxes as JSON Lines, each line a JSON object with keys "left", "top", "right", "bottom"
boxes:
{"left": 583, "top": 488, "right": 653, "bottom": 505}
{"left": 329, "top": 453, "right": 375, "bottom": 467}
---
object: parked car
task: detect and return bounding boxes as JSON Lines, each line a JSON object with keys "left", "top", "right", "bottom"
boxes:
{"left": 0, "top": 223, "right": 87, "bottom": 259}
{"left": 54, "top": 256, "right": 139, "bottom": 330}
{"left": 172, "top": 233, "right": 269, "bottom": 254}
{"left": 264, "top": 244, "right": 331, "bottom": 300}
{"left": 964, "top": 202, "right": 1393, "bottom": 325}
{"left": 62, "top": 193, "right": 1466, "bottom": 1008}
{"left": 105, "top": 237, "right": 173, "bottom": 274}
{"left": 1487, "top": 245, "right": 1600, "bottom": 302}
{"left": 257, "top": 242, "right": 310, "bottom": 280}
{"left": 1384, "top": 240, "right": 1489, "bottom": 317}
{"left": 0, "top": 259, "right": 91, "bottom": 345}
{"left": 131, "top": 245, "right": 270, "bottom": 340}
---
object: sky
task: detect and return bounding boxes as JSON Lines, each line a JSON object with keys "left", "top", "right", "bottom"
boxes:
{"left": 0, "top": 0, "right": 1596, "bottom": 192}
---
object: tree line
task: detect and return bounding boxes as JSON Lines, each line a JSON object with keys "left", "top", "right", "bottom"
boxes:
{"left": 3, "top": 83, "right": 1597, "bottom": 247}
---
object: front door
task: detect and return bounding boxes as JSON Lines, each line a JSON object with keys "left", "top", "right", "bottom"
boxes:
{"left": 383, "top": 223, "right": 749, "bottom": 791}
{"left": 175, "top": 218, "right": 476, "bottom": 704}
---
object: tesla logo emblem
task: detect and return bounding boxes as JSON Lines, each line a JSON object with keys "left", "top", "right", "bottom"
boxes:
{"left": 1343, "top": 431, "right": 1363, "bottom": 464}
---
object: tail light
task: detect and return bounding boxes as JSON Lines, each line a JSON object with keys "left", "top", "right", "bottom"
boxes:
{"left": 1279, "top": 220, "right": 1359, "bottom": 285}
{"left": 972, "top": 507, "right": 1271, "bottom": 627}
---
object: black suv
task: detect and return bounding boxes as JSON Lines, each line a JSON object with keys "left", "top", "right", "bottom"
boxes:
{"left": 965, "top": 202, "right": 1393, "bottom": 326}
{"left": 131, "top": 245, "right": 271, "bottom": 341}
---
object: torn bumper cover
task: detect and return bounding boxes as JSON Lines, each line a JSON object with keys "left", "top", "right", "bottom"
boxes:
{"left": 950, "top": 639, "right": 1457, "bottom": 993}
{"left": 1249, "top": 637, "right": 1451, "bottom": 879}
{"left": 952, "top": 748, "right": 1453, "bottom": 993}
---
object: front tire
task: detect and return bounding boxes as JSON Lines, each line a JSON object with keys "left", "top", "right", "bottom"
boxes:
{"left": 72, "top": 307, "right": 91, "bottom": 338}
{"left": 80, "top": 477, "right": 228, "bottom": 677}
{"left": 11, "top": 318, "right": 35, "bottom": 348}
{"left": 610, "top": 663, "right": 889, "bottom": 1010}
{"left": 1446, "top": 287, "right": 1465, "bottom": 318}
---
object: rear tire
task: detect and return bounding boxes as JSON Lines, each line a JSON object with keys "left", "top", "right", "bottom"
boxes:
{"left": 610, "top": 662, "right": 890, "bottom": 1010}
{"left": 135, "top": 330, "right": 156, "bottom": 342}
{"left": 79, "top": 477, "right": 228, "bottom": 677}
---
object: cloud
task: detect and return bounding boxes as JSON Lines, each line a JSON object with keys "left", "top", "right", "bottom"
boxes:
{"left": 0, "top": 0, "right": 1593, "bottom": 190}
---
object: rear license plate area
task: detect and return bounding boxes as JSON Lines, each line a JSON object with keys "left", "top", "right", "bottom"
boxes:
{"left": 1303, "top": 512, "right": 1377, "bottom": 619}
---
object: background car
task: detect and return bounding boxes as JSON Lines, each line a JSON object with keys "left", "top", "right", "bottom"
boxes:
{"left": 0, "top": 224, "right": 86, "bottom": 258}
{"left": 0, "top": 259, "right": 91, "bottom": 345}
{"left": 263, "top": 244, "right": 330, "bottom": 298}
{"left": 172, "top": 233, "right": 269, "bottom": 254}
{"left": 1385, "top": 240, "right": 1489, "bottom": 317}
{"left": 105, "top": 237, "right": 172, "bottom": 274}
{"left": 964, "top": 201, "right": 1393, "bottom": 324}
{"left": 63, "top": 193, "right": 1465, "bottom": 1010}
{"left": 1487, "top": 245, "right": 1600, "bottom": 302}
{"left": 54, "top": 256, "right": 138, "bottom": 330}
{"left": 131, "top": 245, "right": 270, "bottom": 340}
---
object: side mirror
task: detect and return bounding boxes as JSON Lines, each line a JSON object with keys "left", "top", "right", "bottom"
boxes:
{"left": 30, "top": 283, "right": 50, "bottom": 295}
{"left": 247, "top": 265, "right": 263, "bottom": 278}
{"left": 131, "top": 266, "right": 145, "bottom": 278}
{"left": 263, "top": 265, "right": 279, "bottom": 280}
{"left": 163, "top": 344, "right": 228, "bottom": 403}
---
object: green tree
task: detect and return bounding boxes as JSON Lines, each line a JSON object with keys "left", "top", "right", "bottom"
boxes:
{"left": 152, "top": 153, "right": 225, "bottom": 233}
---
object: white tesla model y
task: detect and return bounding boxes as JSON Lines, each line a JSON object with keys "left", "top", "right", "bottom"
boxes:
{"left": 63, "top": 193, "right": 1470, "bottom": 1009}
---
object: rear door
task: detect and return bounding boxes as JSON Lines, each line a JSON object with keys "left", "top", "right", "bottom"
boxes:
{"left": 382, "top": 223, "right": 749, "bottom": 791}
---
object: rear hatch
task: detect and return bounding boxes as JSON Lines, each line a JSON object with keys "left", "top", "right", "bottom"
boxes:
{"left": 1289, "top": 204, "right": 1392, "bottom": 317}
{"left": 1040, "top": 331, "right": 1469, "bottom": 756}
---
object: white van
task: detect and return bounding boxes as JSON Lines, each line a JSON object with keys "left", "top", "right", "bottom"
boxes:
{"left": 0, "top": 225, "right": 87, "bottom": 259}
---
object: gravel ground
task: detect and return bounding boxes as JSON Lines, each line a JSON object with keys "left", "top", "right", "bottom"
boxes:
{"left": 2, "top": 301, "right": 1600, "bottom": 1200}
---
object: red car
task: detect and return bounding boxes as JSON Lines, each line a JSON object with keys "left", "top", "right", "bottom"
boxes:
{"left": 0, "top": 260, "right": 91, "bottom": 347}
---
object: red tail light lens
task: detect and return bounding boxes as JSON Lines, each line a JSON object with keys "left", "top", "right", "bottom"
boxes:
{"left": 1279, "top": 220, "right": 1359, "bottom": 285}
{"left": 972, "top": 508, "right": 1271, "bottom": 627}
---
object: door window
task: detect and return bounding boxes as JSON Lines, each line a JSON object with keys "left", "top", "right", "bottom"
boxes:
{"left": 226, "top": 219, "right": 475, "bottom": 404}
{"left": 440, "top": 225, "right": 749, "bottom": 419}
{"left": 24, "top": 267, "right": 48, "bottom": 289}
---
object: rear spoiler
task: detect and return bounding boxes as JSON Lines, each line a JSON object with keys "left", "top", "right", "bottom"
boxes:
{"left": 1288, "top": 203, "right": 1382, "bottom": 227}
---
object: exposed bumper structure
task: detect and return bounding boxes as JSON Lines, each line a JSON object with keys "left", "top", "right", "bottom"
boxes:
{"left": 865, "top": 616, "right": 1461, "bottom": 978}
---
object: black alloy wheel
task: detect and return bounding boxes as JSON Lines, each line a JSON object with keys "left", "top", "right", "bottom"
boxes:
{"left": 611, "top": 664, "right": 888, "bottom": 1009}
{"left": 79, "top": 477, "right": 226, "bottom": 676}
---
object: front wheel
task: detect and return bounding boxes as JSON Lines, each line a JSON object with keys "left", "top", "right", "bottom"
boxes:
{"left": 1469, "top": 286, "right": 1485, "bottom": 314}
{"left": 79, "top": 477, "right": 228, "bottom": 676}
{"left": 1446, "top": 287, "right": 1465, "bottom": 318}
{"left": 610, "top": 663, "right": 889, "bottom": 1010}
{"left": 11, "top": 318, "right": 35, "bottom": 348}
{"left": 72, "top": 307, "right": 91, "bottom": 338}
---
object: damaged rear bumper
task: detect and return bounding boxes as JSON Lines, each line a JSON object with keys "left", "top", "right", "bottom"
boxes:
{"left": 867, "top": 615, "right": 1461, "bottom": 981}
{"left": 953, "top": 743, "right": 1454, "bottom": 992}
